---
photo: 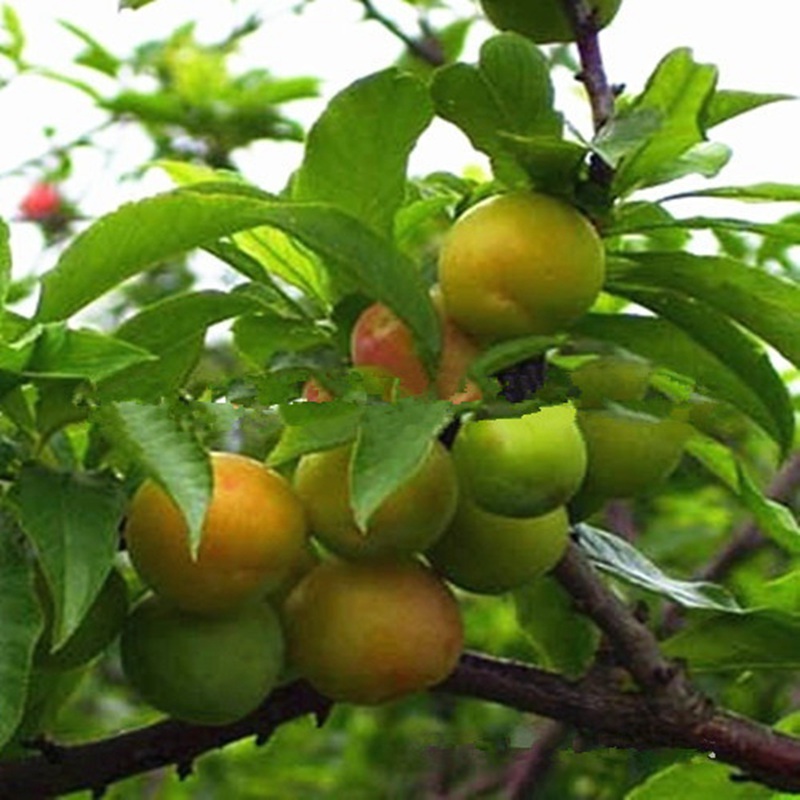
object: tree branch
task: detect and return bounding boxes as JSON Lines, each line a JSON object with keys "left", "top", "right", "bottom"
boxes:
{"left": 357, "top": 0, "right": 445, "bottom": 67}
{"left": 4, "top": 648, "right": 800, "bottom": 796}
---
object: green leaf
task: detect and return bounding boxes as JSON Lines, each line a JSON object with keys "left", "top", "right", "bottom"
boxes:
{"left": 293, "top": 68, "right": 433, "bottom": 239}
{"left": 572, "top": 311, "right": 792, "bottom": 452}
{"left": 600, "top": 286, "right": 794, "bottom": 454}
{"left": 25, "top": 325, "right": 155, "bottom": 382}
{"left": 0, "top": 512, "right": 44, "bottom": 749}
{"left": 609, "top": 48, "right": 718, "bottom": 195}
{"left": 119, "top": 0, "right": 158, "bottom": 9}
{"left": 0, "top": 218, "right": 10, "bottom": 313}
{"left": 36, "top": 187, "right": 440, "bottom": 372}
{"left": 233, "top": 313, "right": 331, "bottom": 370}
{"left": 93, "top": 402, "right": 211, "bottom": 555}
{"left": 703, "top": 89, "right": 793, "bottom": 129}
{"left": 610, "top": 213, "right": 800, "bottom": 245}
{"left": 662, "top": 608, "right": 800, "bottom": 671}
{"left": 609, "top": 251, "right": 800, "bottom": 371}
{"left": 98, "top": 290, "right": 260, "bottom": 402}
{"left": 13, "top": 466, "right": 124, "bottom": 649}
{"left": 351, "top": 399, "right": 452, "bottom": 531}
{"left": 0, "top": 5, "right": 25, "bottom": 64}
{"left": 267, "top": 402, "right": 361, "bottom": 466}
{"left": 431, "top": 33, "right": 568, "bottom": 187}
{"left": 625, "top": 757, "right": 772, "bottom": 799}
{"left": 513, "top": 574, "right": 600, "bottom": 679}
{"left": 575, "top": 525, "right": 741, "bottom": 612}
{"left": 59, "top": 21, "right": 120, "bottom": 77}
{"left": 666, "top": 182, "right": 800, "bottom": 203}
{"left": 686, "top": 436, "right": 800, "bottom": 557}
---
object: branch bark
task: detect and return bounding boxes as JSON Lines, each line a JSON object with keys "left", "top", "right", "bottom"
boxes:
{"left": 5, "top": 649, "right": 800, "bottom": 797}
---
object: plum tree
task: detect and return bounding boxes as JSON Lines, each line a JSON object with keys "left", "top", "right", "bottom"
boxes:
{"left": 452, "top": 403, "right": 586, "bottom": 518}
{"left": 120, "top": 594, "right": 285, "bottom": 725}
{"left": 479, "top": 0, "right": 623, "bottom": 44}
{"left": 293, "top": 441, "right": 458, "bottom": 560}
{"left": 426, "top": 501, "right": 569, "bottom": 594}
{"left": 438, "top": 192, "right": 605, "bottom": 342}
{"left": 124, "top": 452, "right": 309, "bottom": 615}
{"left": 350, "top": 292, "right": 482, "bottom": 404}
{"left": 283, "top": 559, "right": 463, "bottom": 705}
{"left": 569, "top": 409, "right": 693, "bottom": 519}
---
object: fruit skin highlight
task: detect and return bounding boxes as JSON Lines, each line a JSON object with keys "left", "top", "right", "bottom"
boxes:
{"left": 283, "top": 559, "right": 463, "bottom": 705}
{"left": 438, "top": 192, "right": 605, "bottom": 342}
{"left": 293, "top": 442, "right": 458, "bottom": 561}
{"left": 120, "top": 594, "right": 285, "bottom": 725}
{"left": 124, "top": 451, "right": 308, "bottom": 615}
{"left": 452, "top": 403, "right": 586, "bottom": 518}
{"left": 479, "top": 0, "right": 622, "bottom": 44}
{"left": 427, "top": 501, "right": 569, "bottom": 595}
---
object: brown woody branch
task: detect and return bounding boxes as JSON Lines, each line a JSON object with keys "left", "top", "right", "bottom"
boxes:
{"left": 5, "top": 644, "right": 800, "bottom": 797}
{"left": 357, "top": 0, "right": 445, "bottom": 67}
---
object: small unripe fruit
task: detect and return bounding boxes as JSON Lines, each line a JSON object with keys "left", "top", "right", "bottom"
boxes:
{"left": 294, "top": 442, "right": 458, "bottom": 561}
{"left": 570, "top": 355, "right": 651, "bottom": 409}
{"left": 124, "top": 452, "right": 309, "bottom": 615}
{"left": 453, "top": 404, "right": 586, "bottom": 518}
{"left": 284, "top": 559, "right": 463, "bottom": 704}
{"left": 427, "top": 501, "right": 569, "bottom": 594}
{"left": 121, "top": 595, "right": 284, "bottom": 725}
{"left": 438, "top": 192, "right": 605, "bottom": 342}
{"left": 569, "top": 409, "right": 692, "bottom": 519}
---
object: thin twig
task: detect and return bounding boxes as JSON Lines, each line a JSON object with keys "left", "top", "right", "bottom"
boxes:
{"left": 357, "top": 0, "right": 445, "bottom": 67}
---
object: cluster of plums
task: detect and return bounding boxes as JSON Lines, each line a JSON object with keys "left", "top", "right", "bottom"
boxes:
{"left": 111, "top": 190, "right": 694, "bottom": 725}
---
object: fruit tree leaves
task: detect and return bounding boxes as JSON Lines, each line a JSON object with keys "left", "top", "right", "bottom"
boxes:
{"left": 513, "top": 574, "right": 600, "bottom": 679}
{"left": 293, "top": 68, "right": 433, "bottom": 240}
{"left": 97, "top": 290, "right": 261, "bottom": 402}
{"left": 686, "top": 436, "right": 800, "bottom": 557}
{"left": 267, "top": 401, "right": 362, "bottom": 467}
{"left": 13, "top": 466, "right": 124, "bottom": 650}
{"left": 662, "top": 608, "right": 800, "bottom": 671}
{"left": 25, "top": 324, "right": 154, "bottom": 383}
{"left": 665, "top": 182, "right": 800, "bottom": 203}
{"left": 0, "top": 219, "right": 10, "bottom": 314}
{"left": 702, "top": 89, "right": 794, "bottom": 130}
{"left": 350, "top": 399, "right": 453, "bottom": 532}
{"left": 35, "top": 186, "right": 441, "bottom": 373}
{"left": 431, "top": 33, "right": 578, "bottom": 188}
{"left": 93, "top": 401, "right": 211, "bottom": 556}
{"left": 572, "top": 311, "right": 792, "bottom": 454}
{"left": 575, "top": 525, "right": 741, "bottom": 612}
{"left": 0, "top": 513, "right": 44, "bottom": 750}
{"left": 598, "top": 48, "right": 718, "bottom": 196}
{"left": 608, "top": 251, "right": 800, "bottom": 371}
{"left": 624, "top": 758, "right": 773, "bottom": 800}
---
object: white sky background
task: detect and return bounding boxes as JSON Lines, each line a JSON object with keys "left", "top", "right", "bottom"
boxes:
{"left": 1, "top": 0, "right": 799, "bottom": 288}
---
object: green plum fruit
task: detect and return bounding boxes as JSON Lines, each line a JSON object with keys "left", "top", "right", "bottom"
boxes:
{"left": 120, "top": 594, "right": 285, "bottom": 725}
{"left": 570, "top": 355, "right": 651, "bottom": 409}
{"left": 452, "top": 404, "right": 587, "bottom": 518}
{"left": 569, "top": 408, "right": 693, "bottom": 519}
{"left": 426, "top": 500, "right": 569, "bottom": 594}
